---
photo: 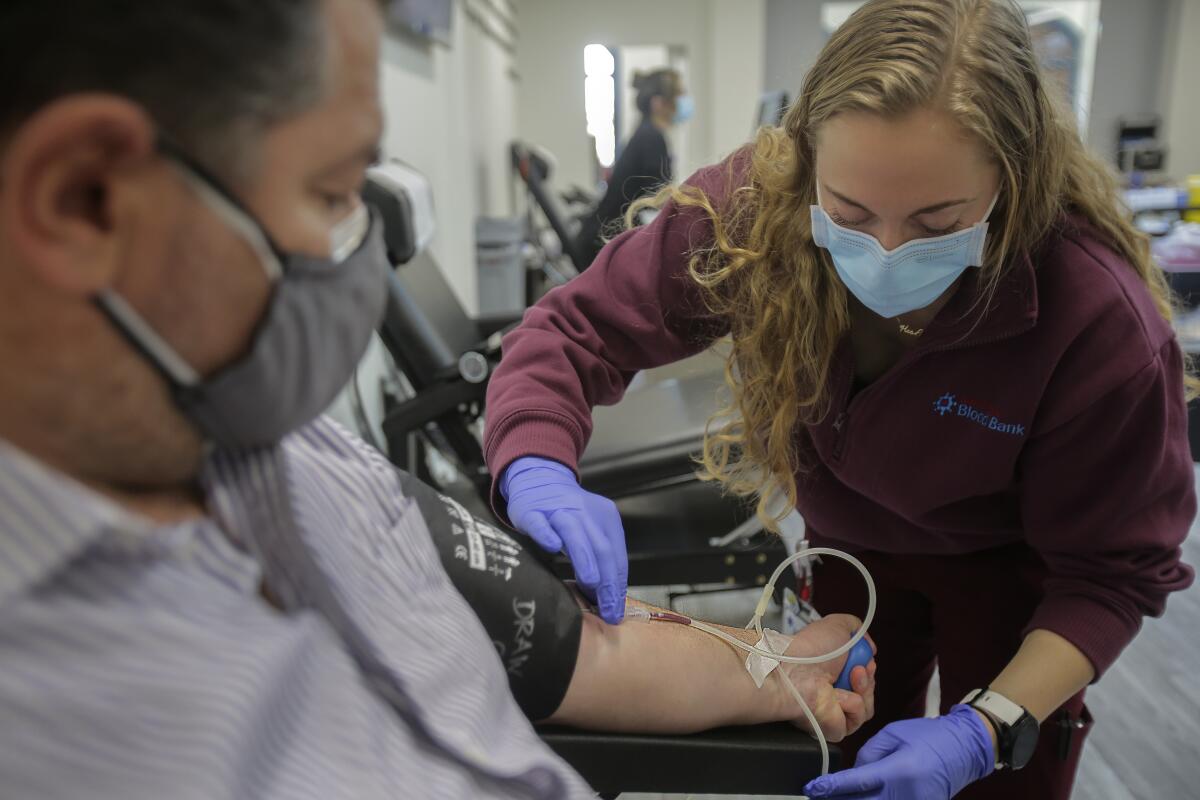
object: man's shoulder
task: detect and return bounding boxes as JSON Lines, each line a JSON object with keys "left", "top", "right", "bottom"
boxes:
{"left": 283, "top": 415, "right": 378, "bottom": 459}
{"left": 282, "top": 417, "right": 400, "bottom": 489}
{"left": 276, "top": 416, "right": 423, "bottom": 536}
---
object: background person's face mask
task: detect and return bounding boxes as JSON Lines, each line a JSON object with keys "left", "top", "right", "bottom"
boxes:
{"left": 672, "top": 94, "right": 695, "bottom": 125}
{"left": 95, "top": 142, "right": 389, "bottom": 449}
{"left": 810, "top": 190, "right": 999, "bottom": 319}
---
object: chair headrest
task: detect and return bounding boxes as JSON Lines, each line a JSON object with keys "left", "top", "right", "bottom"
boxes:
{"left": 364, "top": 161, "right": 436, "bottom": 266}
{"left": 511, "top": 141, "right": 556, "bottom": 183}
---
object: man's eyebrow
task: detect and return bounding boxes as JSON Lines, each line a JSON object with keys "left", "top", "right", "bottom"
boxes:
{"left": 823, "top": 184, "right": 976, "bottom": 217}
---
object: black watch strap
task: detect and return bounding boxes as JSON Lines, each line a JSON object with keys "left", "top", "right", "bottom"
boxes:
{"left": 962, "top": 688, "right": 1040, "bottom": 771}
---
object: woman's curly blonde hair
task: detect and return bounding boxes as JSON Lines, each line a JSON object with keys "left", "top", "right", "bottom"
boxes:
{"left": 630, "top": 0, "right": 1194, "bottom": 528}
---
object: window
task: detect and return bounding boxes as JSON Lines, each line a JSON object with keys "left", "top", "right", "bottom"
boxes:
{"left": 584, "top": 44, "right": 616, "bottom": 168}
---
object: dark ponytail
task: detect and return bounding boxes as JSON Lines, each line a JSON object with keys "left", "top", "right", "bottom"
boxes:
{"left": 632, "top": 68, "right": 680, "bottom": 116}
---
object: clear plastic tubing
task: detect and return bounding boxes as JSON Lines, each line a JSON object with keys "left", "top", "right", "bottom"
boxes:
{"left": 629, "top": 547, "right": 877, "bottom": 784}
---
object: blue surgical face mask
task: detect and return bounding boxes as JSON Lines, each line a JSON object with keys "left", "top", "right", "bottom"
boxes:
{"left": 810, "top": 190, "right": 999, "bottom": 319}
{"left": 672, "top": 94, "right": 694, "bottom": 125}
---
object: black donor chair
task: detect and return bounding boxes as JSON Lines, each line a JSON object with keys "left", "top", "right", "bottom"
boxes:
{"left": 511, "top": 141, "right": 592, "bottom": 273}
{"left": 361, "top": 161, "right": 837, "bottom": 797}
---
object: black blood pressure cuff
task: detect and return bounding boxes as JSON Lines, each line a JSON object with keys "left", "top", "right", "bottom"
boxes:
{"left": 395, "top": 471, "right": 583, "bottom": 721}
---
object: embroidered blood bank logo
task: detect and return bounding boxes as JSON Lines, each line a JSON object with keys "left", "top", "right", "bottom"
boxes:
{"left": 933, "top": 393, "right": 957, "bottom": 416}
{"left": 933, "top": 392, "right": 1026, "bottom": 436}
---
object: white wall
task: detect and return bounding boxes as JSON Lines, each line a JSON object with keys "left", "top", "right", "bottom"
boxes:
{"left": 762, "top": 0, "right": 830, "bottom": 96}
{"left": 515, "top": 0, "right": 766, "bottom": 193}
{"left": 1162, "top": 0, "right": 1200, "bottom": 177}
{"left": 711, "top": 0, "right": 768, "bottom": 158}
{"left": 379, "top": 0, "right": 520, "bottom": 313}
{"left": 1088, "top": 0, "right": 1174, "bottom": 161}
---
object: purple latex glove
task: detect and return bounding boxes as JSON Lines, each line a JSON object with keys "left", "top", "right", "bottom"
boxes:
{"left": 804, "top": 704, "right": 995, "bottom": 799}
{"left": 500, "top": 457, "right": 629, "bottom": 624}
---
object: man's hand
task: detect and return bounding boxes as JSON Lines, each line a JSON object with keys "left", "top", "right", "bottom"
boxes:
{"left": 777, "top": 614, "right": 876, "bottom": 742}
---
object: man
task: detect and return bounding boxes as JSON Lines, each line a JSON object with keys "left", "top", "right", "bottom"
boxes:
{"left": 0, "top": 1, "right": 875, "bottom": 797}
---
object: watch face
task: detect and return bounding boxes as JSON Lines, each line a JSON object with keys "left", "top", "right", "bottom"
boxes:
{"left": 1010, "top": 716, "right": 1040, "bottom": 769}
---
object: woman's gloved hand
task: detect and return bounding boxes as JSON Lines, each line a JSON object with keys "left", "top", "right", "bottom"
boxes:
{"left": 500, "top": 456, "right": 628, "bottom": 624}
{"left": 803, "top": 704, "right": 995, "bottom": 799}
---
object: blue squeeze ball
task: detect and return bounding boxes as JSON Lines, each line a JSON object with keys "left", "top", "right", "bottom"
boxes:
{"left": 834, "top": 637, "right": 874, "bottom": 691}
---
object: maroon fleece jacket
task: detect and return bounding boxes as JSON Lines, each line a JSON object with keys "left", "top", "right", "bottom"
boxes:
{"left": 484, "top": 157, "right": 1196, "bottom": 677}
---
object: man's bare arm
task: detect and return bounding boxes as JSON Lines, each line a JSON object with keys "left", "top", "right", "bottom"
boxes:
{"left": 545, "top": 597, "right": 875, "bottom": 738}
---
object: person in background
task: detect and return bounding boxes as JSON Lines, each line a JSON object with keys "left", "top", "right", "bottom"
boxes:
{"left": 484, "top": 0, "right": 1196, "bottom": 798}
{"left": 575, "top": 67, "right": 691, "bottom": 267}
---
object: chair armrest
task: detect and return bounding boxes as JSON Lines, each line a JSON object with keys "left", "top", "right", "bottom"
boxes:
{"left": 538, "top": 723, "right": 839, "bottom": 796}
{"left": 380, "top": 380, "right": 485, "bottom": 442}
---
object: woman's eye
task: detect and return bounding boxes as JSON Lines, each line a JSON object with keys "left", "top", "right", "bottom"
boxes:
{"left": 830, "top": 209, "right": 869, "bottom": 228}
{"left": 919, "top": 221, "right": 964, "bottom": 236}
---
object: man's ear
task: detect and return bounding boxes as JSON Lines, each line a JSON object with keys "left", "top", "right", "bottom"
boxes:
{"left": 0, "top": 96, "right": 158, "bottom": 295}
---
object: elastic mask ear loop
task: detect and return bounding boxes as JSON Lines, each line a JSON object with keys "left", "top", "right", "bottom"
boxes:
{"left": 979, "top": 191, "right": 1001, "bottom": 224}
{"left": 172, "top": 167, "right": 284, "bottom": 281}
{"left": 155, "top": 139, "right": 285, "bottom": 282}
{"left": 965, "top": 191, "right": 1002, "bottom": 267}
{"left": 94, "top": 290, "right": 201, "bottom": 388}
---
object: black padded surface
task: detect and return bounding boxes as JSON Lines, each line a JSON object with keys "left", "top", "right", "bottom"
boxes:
{"left": 394, "top": 251, "right": 489, "bottom": 359}
{"left": 621, "top": 482, "right": 784, "bottom": 587}
{"left": 615, "top": 478, "right": 751, "bottom": 540}
{"left": 547, "top": 478, "right": 785, "bottom": 588}
{"left": 579, "top": 362, "right": 727, "bottom": 499}
{"left": 512, "top": 141, "right": 590, "bottom": 271}
{"left": 539, "top": 723, "right": 839, "bottom": 796}
{"left": 581, "top": 371, "right": 723, "bottom": 465}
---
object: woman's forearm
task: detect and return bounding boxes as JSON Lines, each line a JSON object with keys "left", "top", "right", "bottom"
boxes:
{"left": 989, "top": 628, "right": 1095, "bottom": 722}
{"left": 965, "top": 628, "right": 1096, "bottom": 757}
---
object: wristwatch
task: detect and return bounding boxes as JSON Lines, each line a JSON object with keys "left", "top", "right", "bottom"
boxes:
{"left": 962, "top": 688, "right": 1040, "bottom": 771}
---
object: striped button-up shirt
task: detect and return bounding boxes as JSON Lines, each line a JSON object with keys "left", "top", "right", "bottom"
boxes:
{"left": 0, "top": 418, "right": 594, "bottom": 799}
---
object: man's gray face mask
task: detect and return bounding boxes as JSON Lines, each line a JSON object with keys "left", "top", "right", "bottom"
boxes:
{"left": 95, "top": 143, "right": 389, "bottom": 449}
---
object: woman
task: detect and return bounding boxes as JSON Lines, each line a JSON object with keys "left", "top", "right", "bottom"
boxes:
{"left": 485, "top": 2, "right": 1195, "bottom": 798}
{"left": 574, "top": 67, "right": 691, "bottom": 267}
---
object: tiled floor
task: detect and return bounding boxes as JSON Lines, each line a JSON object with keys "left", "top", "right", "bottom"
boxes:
{"left": 619, "top": 469, "right": 1200, "bottom": 799}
